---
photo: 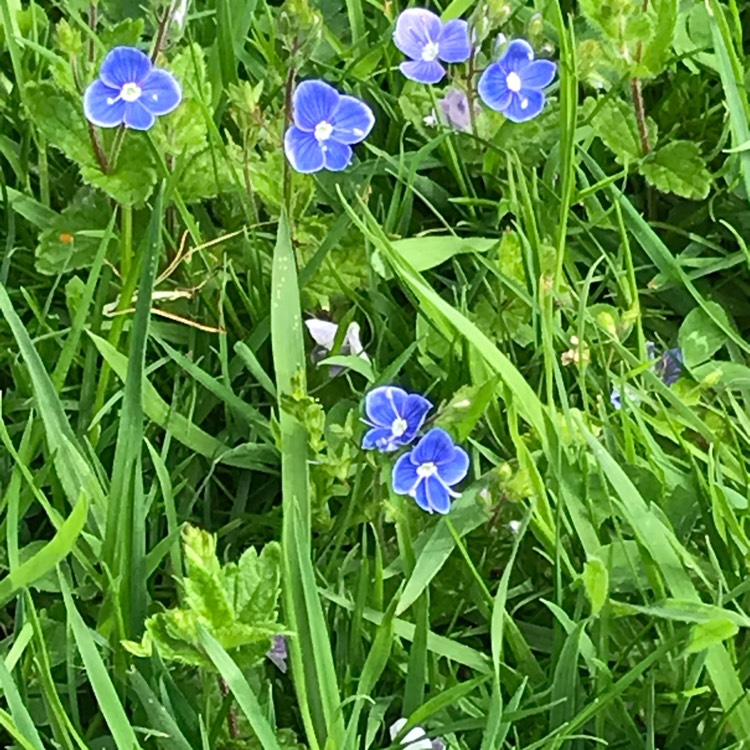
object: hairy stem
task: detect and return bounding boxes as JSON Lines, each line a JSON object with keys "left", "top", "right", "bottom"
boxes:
{"left": 219, "top": 677, "right": 240, "bottom": 739}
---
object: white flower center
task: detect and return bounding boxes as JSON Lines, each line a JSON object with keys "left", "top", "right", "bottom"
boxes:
{"left": 506, "top": 71, "right": 522, "bottom": 92}
{"left": 417, "top": 461, "right": 438, "bottom": 479}
{"left": 314, "top": 120, "right": 333, "bottom": 141}
{"left": 391, "top": 417, "right": 408, "bottom": 437}
{"left": 422, "top": 41, "right": 440, "bottom": 62}
{"left": 120, "top": 82, "right": 142, "bottom": 102}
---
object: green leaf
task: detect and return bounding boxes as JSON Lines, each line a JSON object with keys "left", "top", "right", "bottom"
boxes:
{"left": 80, "top": 133, "right": 158, "bottom": 207}
{"left": 638, "top": 0, "right": 678, "bottom": 77}
{"left": 35, "top": 187, "right": 116, "bottom": 275}
{"left": 589, "top": 97, "right": 658, "bottom": 164}
{"left": 687, "top": 619, "right": 739, "bottom": 653}
{"left": 24, "top": 81, "right": 91, "bottom": 164}
{"left": 638, "top": 141, "right": 711, "bottom": 199}
{"left": 581, "top": 558, "right": 609, "bottom": 616}
{"left": 579, "top": 0, "right": 653, "bottom": 45}
{"left": 678, "top": 302, "right": 733, "bottom": 368}
{"left": 390, "top": 236, "right": 499, "bottom": 272}
{"left": 691, "top": 361, "right": 750, "bottom": 389}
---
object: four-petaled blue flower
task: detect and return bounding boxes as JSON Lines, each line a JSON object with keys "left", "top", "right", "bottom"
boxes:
{"left": 362, "top": 386, "right": 432, "bottom": 453}
{"left": 654, "top": 347, "right": 683, "bottom": 386}
{"left": 284, "top": 80, "right": 375, "bottom": 174}
{"left": 477, "top": 39, "right": 556, "bottom": 122}
{"left": 393, "top": 9, "right": 472, "bottom": 84}
{"left": 84, "top": 46, "right": 182, "bottom": 131}
{"left": 392, "top": 428, "right": 469, "bottom": 514}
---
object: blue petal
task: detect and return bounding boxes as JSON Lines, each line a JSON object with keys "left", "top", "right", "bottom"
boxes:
{"left": 365, "top": 386, "right": 407, "bottom": 427}
{"left": 330, "top": 95, "right": 375, "bottom": 144}
{"left": 503, "top": 89, "right": 545, "bottom": 122}
{"left": 362, "top": 426, "right": 395, "bottom": 451}
{"left": 322, "top": 139, "right": 353, "bottom": 171}
{"left": 424, "top": 475, "right": 451, "bottom": 514}
{"left": 413, "top": 480, "right": 433, "bottom": 512}
{"left": 392, "top": 453, "right": 420, "bottom": 494}
{"left": 477, "top": 63, "right": 513, "bottom": 112}
{"left": 293, "top": 80, "right": 339, "bottom": 132}
{"left": 284, "top": 126, "right": 325, "bottom": 173}
{"left": 499, "top": 39, "right": 535, "bottom": 73}
{"left": 610, "top": 387, "right": 622, "bottom": 410}
{"left": 399, "top": 60, "right": 445, "bottom": 85}
{"left": 437, "top": 445, "right": 469, "bottom": 486}
{"left": 412, "top": 428, "right": 456, "bottom": 466}
{"left": 123, "top": 101, "right": 156, "bottom": 130}
{"left": 400, "top": 394, "right": 432, "bottom": 437}
{"left": 393, "top": 9, "right": 441, "bottom": 60}
{"left": 139, "top": 68, "right": 182, "bottom": 115}
{"left": 100, "top": 46, "right": 152, "bottom": 88}
{"left": 83, "top": 80, "right": 126, "bottom": 127}
{"left": 437, "top": 19, "right": 471, "bottom": 63}
{"left": 520, "top": 59, "right": 556, "bottom": 89}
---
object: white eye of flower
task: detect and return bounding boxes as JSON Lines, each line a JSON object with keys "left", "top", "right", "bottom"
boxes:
{"left": 120, "top": 82, "right": 142, "bottom": 102}
{"left": 392, "top": 417, "right": 408, "bottom": 437}
{"left": 521, "top": 98, "right": 529, "bottom": 109}
{"left": 422, "top": 41, "right": 440, "bottom": 61}
{"left": 314, "top": 120, "right": 333, "bottom": 141}
{"left": 417, "top": 461, "right": 438, "bottom": 479}
{"left": 506, "top": 71, "right": 522, "bottom": 92}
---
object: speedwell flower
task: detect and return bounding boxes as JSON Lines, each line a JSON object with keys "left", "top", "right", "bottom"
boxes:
{"left": 439, "top": 88, "right": 478, "bottom": 131}
{"left": 362, "top": 386, "right": 432, "bottom": 453}
{"left": 305, "top": 318, "right": 369, "bottom": 374}
{"left": 389, "top": 718, "right": 445, "bottom": 750}
{"left": 266, "top": 635, "right": 287, "bottom": 673}
{"left": 392, "top": 428, "right": 468, "bottom": 514}
{"left": 84, "top": 46, "right": 182, "bottom": 131}
{"left": 477, "top": 38, "right": 556, "bottom": 122}
{"left": 654, "top": 347, "right": 683, "bottom": 386}
{"left": 393, "top": 9, "right": 472, "bottom": 84}
{"left": 284, "top": 80, "right": 374, "bottom": 174}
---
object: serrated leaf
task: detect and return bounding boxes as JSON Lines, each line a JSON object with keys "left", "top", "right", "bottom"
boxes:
{"left": 638, "top": 141, "right": 711, "bottom": 199}
{"left": 24, "top": 81, "right": 92, "bottom": 165}
{"left": 35, "top": 187, "right": 116, "bottom": 275}
{"left": 80, "top": 133, "right": 158, "bottom": 207}
{"left": 582, "top": 558, "right": 609, "bottom": 616}
{"left": 579, "top": 0, "right": 653, "bottom": 44}
{"left": 687, "top": 619, "right": 739, "bottom": 653}
{"left": 638, "top": 0, "right": 678, "bottom": 77}
{"left": 678, "top": 302, "right": 732, "bottom": 368}
{"left": 589, "top": 97, "right": 658, "bottom": 164}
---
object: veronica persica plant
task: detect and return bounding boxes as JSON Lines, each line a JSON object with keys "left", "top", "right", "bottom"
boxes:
{"left": 284, "top": 80, "right": 375, "bottom": 173}
{"left": 392, "top": 428, "right": 468, "bottom": 514}
{"left": 362, "top": 386, "right": 432, "bottom": 453}
{"left": 393, "top": 9, "right": 471, "bottom": 84}
{"left": 84, "top": 46, "right": 182, "bottom": 130}
{"left": 477, "top": 39, "right": 556, "bottom": 122}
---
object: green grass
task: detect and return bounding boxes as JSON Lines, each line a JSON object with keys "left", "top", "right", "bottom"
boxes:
{"left": 2, "top": 0, "right": 750, "bottom": 749}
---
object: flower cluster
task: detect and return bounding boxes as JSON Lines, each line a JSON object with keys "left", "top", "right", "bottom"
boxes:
{"left": 393, "top": 8, "right": 557, "bottom": 125}
{"left": 362, "top": 386, "right": 468, "bottom": 515}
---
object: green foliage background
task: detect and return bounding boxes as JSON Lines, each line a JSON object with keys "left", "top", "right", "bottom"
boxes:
{"left": 2, "top": 0, "right": 750, "bottom": 748}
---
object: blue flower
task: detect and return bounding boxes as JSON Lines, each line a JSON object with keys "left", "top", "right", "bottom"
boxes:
{"left": 266, "top": 635, "right": 287, "bottom": 673}
{"left": 477, "top": 39, "right": 556, "bottom": 122}
{"left": 392, "top": 428, "right": 469, "bottom": 514}
{"left": 284, "top": 80, "right": 375, "bottom": 174}
{"left": 654, "top": 347, "right": 683, "bottom": 386}
{"left": 393, "top": 9, "right": 472, "bottom": 84}
{"left": 362, "top": 386, "right": 432, "bottom": 453}
{"left": 83, "top": 46, "right": 182, "bottom": 131}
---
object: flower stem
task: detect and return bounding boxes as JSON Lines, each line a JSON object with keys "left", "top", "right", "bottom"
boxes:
{"left": 88, "top": 124, "right": 109, "bottom": 173}
{"left": 630, "top": 77, "right": 650, "bottom": 155}
{"left": 151, "top": 6, "right": 172, "bottom": 61}
{"left": 282, "top": 38, "right": 299, "bottom": 217}
{"left": 108, "top": 126, "right": 127, "bottom": 172}
{"left": 218, "top": 677, "right": 240, "bottom": 739}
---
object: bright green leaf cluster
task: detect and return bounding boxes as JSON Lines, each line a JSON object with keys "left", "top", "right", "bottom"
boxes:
{"left": 123, "top": 526, "right": 284, "bottom": 671}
